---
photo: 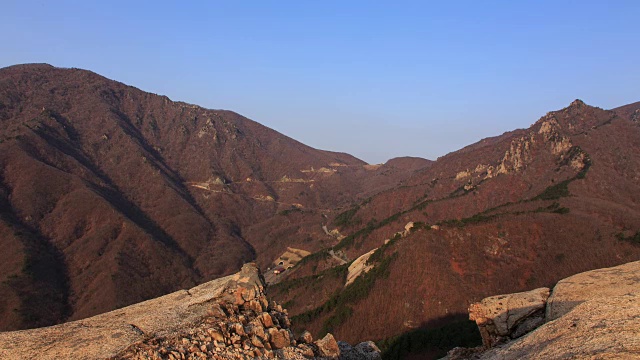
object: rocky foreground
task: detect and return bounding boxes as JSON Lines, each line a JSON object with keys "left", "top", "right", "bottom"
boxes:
{"left": 0, "top": 263, "right": 380, "bottom": 360}
{"left": 445, "top": 260, "right": 640, "bottom": 359}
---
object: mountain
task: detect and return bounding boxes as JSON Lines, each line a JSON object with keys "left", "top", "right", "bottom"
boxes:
{"left": 1, "top": 63, "right": 639, "bottom": 359}
{"left": 269, "top": 99, "right": 640, "bottom": 357}
{"left": 0, "top": 64, "right": 413, "bottom": 331}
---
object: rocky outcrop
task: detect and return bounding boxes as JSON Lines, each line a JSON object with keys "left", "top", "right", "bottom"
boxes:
{"left": 346, "top": 222, "right": 414, "bottom": 287}
{"left": 460, "top": 293, "right": 640, "bottom": 360}
{"left": 345, "top": 248, "right": 377, "bottom": 286}
{"left": 455, "top": 170, "right": 472, "bottom": 180}
{"left": 494, "top": 110, "right": 588, "bottom": 176}
{"left": 495, "top": 134, "right": 535, "bottom": 175}
{"left": 446, "top": 260, "right": 640, "bottom": 359}
{"left": 338, "top": 341, "right": 381, "bottom": 360}
{"left": 402, "top": 222, "right": 414, "bottom": 236}
{"left": 468, "top": 288, "right": 550, "bottom": 347}
{"left": 315, "top": 333, "right": 341, "bottom": 358}
{"left": 0, "top": 263, "right": 379, "bottom": 360}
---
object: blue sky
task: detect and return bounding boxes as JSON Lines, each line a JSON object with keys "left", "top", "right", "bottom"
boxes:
{"left": 2, "top": 1, "right": 639, "bottom": 163}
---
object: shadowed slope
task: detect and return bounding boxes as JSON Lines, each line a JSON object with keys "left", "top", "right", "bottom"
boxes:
{"left": 0, "top": 64, "right": 382, "bottom": 330}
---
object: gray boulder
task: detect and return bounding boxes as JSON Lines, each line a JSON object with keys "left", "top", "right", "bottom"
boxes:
{"left": 338, "top": 341, "right": 382, "bottom": 360}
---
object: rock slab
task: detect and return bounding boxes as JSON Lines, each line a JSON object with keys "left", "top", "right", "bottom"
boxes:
{"left": 546, "top": 260, "right": 640, "bottom": 321}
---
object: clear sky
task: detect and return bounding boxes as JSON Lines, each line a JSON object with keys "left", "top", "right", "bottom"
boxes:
{"left": 2, "top": 1, "right": 639, "bottom": 163}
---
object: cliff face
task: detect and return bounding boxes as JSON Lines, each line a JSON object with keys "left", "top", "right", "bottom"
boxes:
{"left": 447, "top": 260, "right": 640, "bottom": 359}
{"left": 0, "top": 263, "right": 380, "bottom": 360}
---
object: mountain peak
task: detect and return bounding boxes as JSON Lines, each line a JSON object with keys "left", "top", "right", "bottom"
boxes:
{"left": 569, "top": 99, "right": 586, "bottom": 108}
{"left": 1, "top": 63, "right": 56, "bottom": 71}
{"left": 532, "top": 98, "right": 612, "bottom": 135}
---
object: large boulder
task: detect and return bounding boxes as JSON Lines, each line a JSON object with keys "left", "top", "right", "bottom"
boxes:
{"left": 315, "top": 333, "right": 341, "bottom": 359}
{"left": 268, "top": 327, "right": 291, "bottom": 349}
{"left": 339, "top": 341, "right": 382, "bottom": 360}
{"left": 468, "top": 287, "right": 550, "bottom": 347}
{"left": 474, "top": 293, "right": 640, "bottom": 359}
{"left": 446, "top": 260, "right": 640, "bottom": 360}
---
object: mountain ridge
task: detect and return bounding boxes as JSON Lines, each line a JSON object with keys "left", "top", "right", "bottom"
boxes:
{"left": 0, "top": 63, "right": 391, "bottom": 331}
{"left": 268, "top": 96, "right": 640, "bottom": 357}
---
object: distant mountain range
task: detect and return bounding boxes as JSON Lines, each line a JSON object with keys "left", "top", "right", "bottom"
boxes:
{"left": 1, "top": 64, "right": 639, "bottom": 358}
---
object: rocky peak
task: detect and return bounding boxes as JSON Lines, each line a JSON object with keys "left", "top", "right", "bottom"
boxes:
{"left": 536, "top": 99, "right": 615, "bottom": 136}
{"left": 493, "top": 100, "right": 605, "bottom": 176}
{"left": 569, "top": 99, "right": 585, "bottom": 108}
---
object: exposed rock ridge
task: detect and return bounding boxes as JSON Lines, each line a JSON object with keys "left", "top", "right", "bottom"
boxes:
{"left": 445, "top": 260, "right": 640, "bottom": 359}
{"left": 345, "top": 248, "right": 377, "bottom": 287}
{"left": 0, "top": 263, "right": 379, "bottom": 360}
{"left": 494, "top": 112, "right": 583, "bottom": 176}
{"left": 453, "top": 101, "right": 597, "bottom": 186}
{"left": 346, "top": 222, "right": 414, "bottom": 287}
